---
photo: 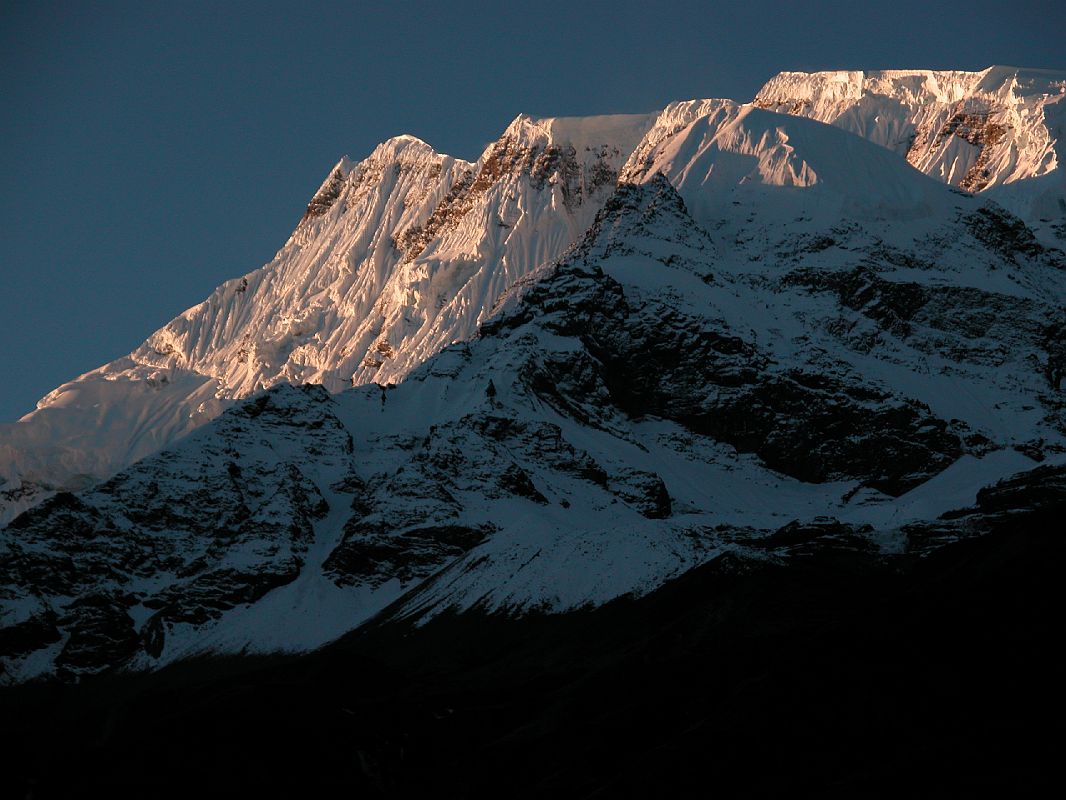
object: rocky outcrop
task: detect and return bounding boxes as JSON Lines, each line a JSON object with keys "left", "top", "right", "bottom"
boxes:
{"left": 299, "top": 165, "right": 346, "bottom": 222}
{"left": 0, "top": 385, "right": 346, "bottom": 680}
{"left": 963, "top": 205, "right": 1061, "bottom": 262}
{"left": 323, "top": 409, "right": 674, "bottom": 588}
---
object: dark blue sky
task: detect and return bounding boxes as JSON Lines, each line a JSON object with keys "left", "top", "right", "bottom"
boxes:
{"left": 2, "top": 0, "right": 1063, "bottom": 421}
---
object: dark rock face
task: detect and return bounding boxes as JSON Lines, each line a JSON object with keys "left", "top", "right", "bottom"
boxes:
{"left": 322, "top": 410, "right": 673, "bottom": 587}
{"left": 494, "top": 230, "right": 965, "bottom": 494}
{"left": 497, "top": 464, "right": 548, "bottom": 505}
{"left": 901, "top": 463, "right": 1066, "bottom": 554}
{"left": 758, "top": 517, "right": 875, "bottom": 556}
{"left": 975, "top": 463, "right": 1066, "bottom": 513}
{"left": 606, "top": 467, "right": 672, "bottom": 519}
{"left": 847, "top": 272, "right": 1045, "bottom": 361}
{"left": 0, "top": 385, "right": 347, "bottom": 678}
{"left": 677, "top": 374, "right": 961, "bottom": 495}
{"left": 54, "top": 594, "right": 139, "bottom": 679}
{"left": 785, "top": 261, "right": 1066, "bottom": 435}
{"left": 142, "top": 563, "right": 303, "bottom": 626}
{"left": 934, "top": 111, "right": 1007, "bottom": 192}
{"left": 324, "top": 524, "right": 494, "bottom": 587}
{"left": 964, "top": 205, "right": 1059, "bottom": 262}
{"left": 0, "top": 612, "right": 60, "bottom": 662}
{"left": 1044, "top": 322, "right": 1066, "bottom": 391}
{"left": 785, "top": 266, "right": 928, "bottom": 338}
{"left": 300, "top": 166, "right": 346, "bottom": 222}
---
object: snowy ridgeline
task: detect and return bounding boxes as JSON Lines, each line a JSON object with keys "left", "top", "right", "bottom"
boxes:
{"left": 754, "top": 66, "right": 1066, "bottom": 231}
{"left": 2, "top": 65, "right": 1065, "bottom": 526}
{"left": 2, "top": 144, "right": 1066, "bottom": 682}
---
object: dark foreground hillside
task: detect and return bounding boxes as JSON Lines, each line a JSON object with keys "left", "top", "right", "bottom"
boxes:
{"left": 2, "top": 503, "right": 1061, "bottom": 797}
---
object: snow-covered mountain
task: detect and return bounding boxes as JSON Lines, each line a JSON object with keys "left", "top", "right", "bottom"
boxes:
{"left": 0, "top": 112, "right": 656, "bottom": 523}
{"left": 4, "top": 68, "right": 1065, "bottom": 529}
{"left": 754, "top": 66, "right": 1066, "bottom": 237}
{"left": 4, "top": 92, "right": 1065, "bottom": 681}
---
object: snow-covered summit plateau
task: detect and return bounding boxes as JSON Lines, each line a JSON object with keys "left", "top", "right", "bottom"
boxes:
{"left": 2, "top": 65, "right": 1066, "bottom": 682}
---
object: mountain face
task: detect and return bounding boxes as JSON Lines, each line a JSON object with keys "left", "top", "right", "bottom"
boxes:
{"left": 3, "top": 87, "right": 1065, "bottom": 682}
{"left": 5, "top": 67, "right": 1064, "bottom": 530}
{"left": 0, "top": 114, "right": 656, "bottom": 524}
{"left": 754, "top": 66, "right": 1066, "bottom": 238}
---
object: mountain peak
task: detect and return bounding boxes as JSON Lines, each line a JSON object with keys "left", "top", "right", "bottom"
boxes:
{"left": 494, "top": 111, "right": 657, "bottom": 157}
{"left": 367, "top": 132, "right": 445, "bottom": 161}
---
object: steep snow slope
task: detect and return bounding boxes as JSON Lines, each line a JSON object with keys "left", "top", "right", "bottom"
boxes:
{"left": 624, "top": 103, "right": 953, "bottom": 224}
{"left": 754, "top": 66, "right": 1066, "bottom": 238}
{"left": 4, "top": 141, "right": 1064, "bottom": 681}
{"left": 347, "top": 112, "right": 657, "bottom": 385}
{"left": 0, "top": 113, "right": 655, "bottom": 523}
